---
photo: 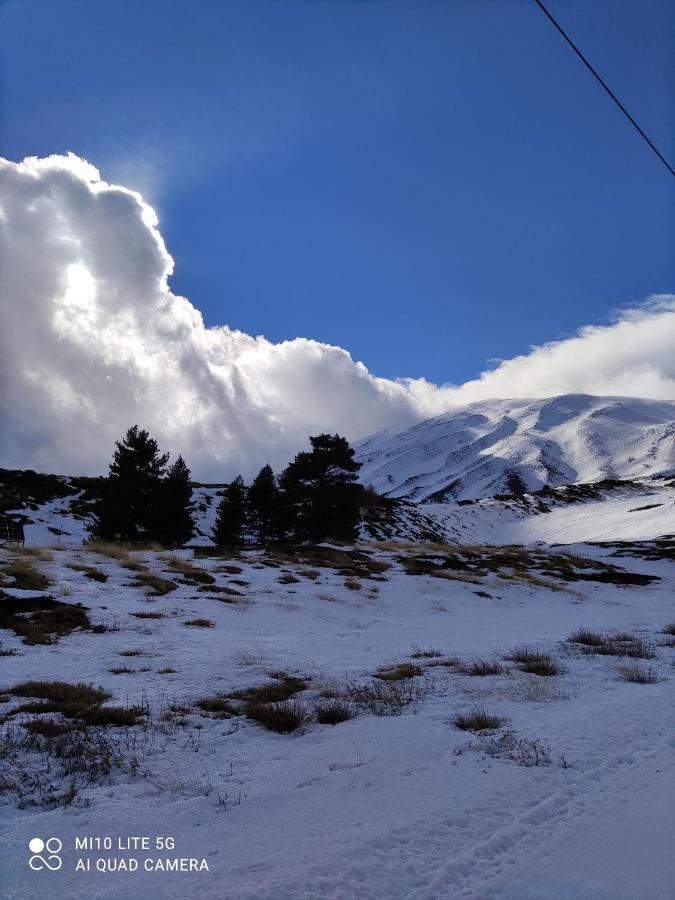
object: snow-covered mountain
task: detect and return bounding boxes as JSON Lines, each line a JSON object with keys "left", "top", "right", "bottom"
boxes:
{"left": 356, "top": 394, "right": 675, "bottom": 502}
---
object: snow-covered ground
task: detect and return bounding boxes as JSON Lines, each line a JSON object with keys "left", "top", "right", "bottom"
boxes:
{"left": 423, "top": 481, "right": 675, "bottom": 546}
{"left": 1, "top": 537, "right": 673, "bottom": 899}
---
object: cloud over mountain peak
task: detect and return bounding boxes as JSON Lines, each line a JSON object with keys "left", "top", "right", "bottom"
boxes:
{"left": 1, "top": 153, "right": 673, "bottom": 478}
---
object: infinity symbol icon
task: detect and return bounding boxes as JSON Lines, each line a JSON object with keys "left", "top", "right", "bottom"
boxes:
{"left": 29, "top": 837, "right": 62, "bottom": 871}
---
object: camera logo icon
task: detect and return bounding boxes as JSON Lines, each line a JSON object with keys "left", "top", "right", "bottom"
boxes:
{"left": 28, "top": 837, "right": 62, "bottom": 871}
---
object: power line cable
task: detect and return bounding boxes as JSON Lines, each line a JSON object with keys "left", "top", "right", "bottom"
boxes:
{"left": 532, "top": 0, "right": 675, "bottom": 180}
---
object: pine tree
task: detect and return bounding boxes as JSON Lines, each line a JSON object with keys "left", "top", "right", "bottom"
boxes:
{"left": 247, "top": 464, "right": 280, "bottom": 544}
{"left": 212, "top": 475, "right": 247, "bottom": 546}
{"left": 89, "top": 426, "right": 169, "bottom": 542}
{"left": 154, "top": 455, "right": 194, "bottom": 546}
{"left": 279, "top": 434, "right": 362, "bottom": 542}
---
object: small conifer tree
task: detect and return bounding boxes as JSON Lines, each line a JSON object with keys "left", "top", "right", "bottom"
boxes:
{"left": 212, "top": 475, "right": 247, "bottom": 546}
{"left": 247, "top": 464, "right": 280, "bottom": 544}
{"left": 279, "top": 434, "right": 362, "bottom": 541}
{"left": 89, "top": 425, "right": 168, "bottom": 542}
{"left": 154, "top": 455, "right": 194, "bottom": 546}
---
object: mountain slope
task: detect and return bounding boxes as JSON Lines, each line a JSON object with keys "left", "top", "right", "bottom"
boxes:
{"left": 356, "top": 394, "right": 675, "bottom": 501}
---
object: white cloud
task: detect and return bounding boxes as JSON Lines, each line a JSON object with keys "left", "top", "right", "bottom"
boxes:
{"left": 0, "top": 153, "right": 673, "bottom": 478}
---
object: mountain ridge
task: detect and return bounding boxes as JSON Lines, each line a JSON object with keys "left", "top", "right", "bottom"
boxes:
{"left": 356, "top": 394, "right": 675, "bottom": 502}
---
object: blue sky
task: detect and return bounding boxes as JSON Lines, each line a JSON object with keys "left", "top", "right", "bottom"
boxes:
{"left": 1, "top": 0, "right": 673, "bottom": 386}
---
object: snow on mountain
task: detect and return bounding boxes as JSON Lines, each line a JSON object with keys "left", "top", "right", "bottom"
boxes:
{"left": 356, "top": 394, "right": 675, "bottom": 502}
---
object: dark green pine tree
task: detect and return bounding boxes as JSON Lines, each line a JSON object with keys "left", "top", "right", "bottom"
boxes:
{"left": 212, "top": 475, "right": 247, "bottom": 546}
{"left": 89, "top": 425, "right": 169, "bottom": 542}
{"left": 154, "top": 455, "right": 194, "bottom": 546}
{"left": 279, "top": 434, "right": 362, "bottom": 542}
{"left": 247, "top": 464, "right": 281, "bottom": 544}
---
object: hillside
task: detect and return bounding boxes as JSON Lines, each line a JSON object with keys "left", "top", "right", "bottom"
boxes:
{"left": 356, "top": 394, "right": 675, "bottom": 502}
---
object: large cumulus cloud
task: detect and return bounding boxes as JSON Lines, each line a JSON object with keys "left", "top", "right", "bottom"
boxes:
{"left": 1, "top": 153, "right": 674, "bottom": 478}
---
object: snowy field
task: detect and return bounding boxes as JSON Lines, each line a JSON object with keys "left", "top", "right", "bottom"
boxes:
{"left": 1, "top": 534, "right": 673, "bottom": 899}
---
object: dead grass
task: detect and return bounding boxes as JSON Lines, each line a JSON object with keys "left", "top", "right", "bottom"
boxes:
{"left": 617, "top": 663, "right": 661, "bottom": 684}
{"left": 373, "top": 662, "right": 423, "bottom": 681}
{"left": 3, "top": 681, "right": 143, "bottom": 728}
{"left": 568, "top": 628, "right": 606, "bottom": 647}
{"left": 87, "top": 543, "right": 145, "bottom": 570}
{"left": 163, "top": 556, "right": 215, "bottom": 585}
{"left": 454, "top": 705, "right": 508, "bottom": 732}
{"left": 2, "top": 560, "right": 51, "bottom": 591}
{"left": 200, "top": 585, "right": 243, "bottom": 597}
{"left": 268, "top": 545, "right": 391, "bottom": 580}
{"left": 0, "top": 592, "right": 92, "bottom": 645}
{"left": 133, "top": 573, "right": 177, "bottom": 596}
{"left": 278, "top": 573, "right": 301, "bottom": 585}
{"left": 14, "top": 548, "right": 53, "bottom": 562}
{"left": 410, "top": 646, "right": 442, "bottom": 659}
{"left": 195, "top": 697, "right": 238, "bottom": 718}
{"left": 117, "top": 649, "right": 145, "bottom": 657}
{"left": 475, "top": 731, "right": 555, "bottom": 767}
{"left": 9, "top": 681, "right": 110, "bottom": 705}
{"left": 130, "top": 611, "right": 164, "bottom": 620}
{"left": 315, "top": 700, "right": 354, "bottom": 724}
{"left": 662, "top": 623, "right": 675, "bottom": 636}
{"left": 505, "top": 648, "right": 562, "bottom": 676}
{"left": 396, "top": 542, "right": 657, "bottom": 588}
{"left": 590, "top": 638, "right": 656, "bottom": 659}
{"left": 233, "top": 676, "right": 308, "bottom": 704}
{"left": 0, "top": 720, "right": 129, "bottom": 807}
{"left": 184, "top": 618, "right": 214, "bottom": 628}
{"left": 425, "top": 656, "right": 461, "bottom": 668}
{"left": 109, "top": 667, "right": 134, "bottom": 675}
{"left": 345, "top": 678, "right": 430, "bottom": 716}
{"left": 344, "top": 578, "right": 361, "bottom": 591}
{"left": 245, "top": 699, "right": 309, "bottom": 733}
{"left": 68, "top": 563, "right": 107, "bottom": 583}
{"left": 460, "top": 658, "right": 503, "bottom": 676}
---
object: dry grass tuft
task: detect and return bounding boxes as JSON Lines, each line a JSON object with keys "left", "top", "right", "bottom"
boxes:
{"left": 233, "top": 676, "right": 307, "bottom": 704}
{"left": 617, "top": 663, "right": 661, "bottom": 684}
{"left": 460, "top": 658, "right": 503, "bottom": 676}
{"left": 345, "top": 678, "right": 430, "bottom": 716}
{"left": 196, "top": 697, "right": 238, "bottom": 718}
{"left": 410, "top": 646, "right": 442, "bottom": 659}
{"left": 245, "top": 699, "right": 309, "bottom": 733}
{"left": 68, "top": 564, "right": 107, "bottom": 583}
{"left": 591, "top": 638, "right": 656, "bottom": 659}
{"left": 2, "top": 560, "right": 51, "bottom": 591}
{"left": 0, "top": 593, "right": 92, "bottom": 645}
{"left": 3, "top": 681, "right": 143, "bottom": 728}
{"left": 315, "top": 700, "right": 354, "bottom": 725}
{"left": 568, "top": 628, "right": 606, "bottom": 647}
{"left": 183, "top": 618, "right": 214, "bottom": 628}
{"left": 163, "top": 556, "right": 215, "bottom": 585}
{"left": 278, "top": 573, "right": 301, "bottom": 585}
{"left": 454, "top": 705, "right": 507, "bottom": 732}
{"left": 133, "top": 573, "right": 177, "bottom": 596}
{"left": 505, "top": 648, "right": 562, "bottom": 676}
{"left": 374, "top": 662, "right": 423, "bottom": 681}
